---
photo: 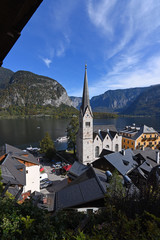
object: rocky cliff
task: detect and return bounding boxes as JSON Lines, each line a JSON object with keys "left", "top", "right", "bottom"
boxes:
{"left": 70, "top": 96, "right": 82, "bottom": 109}
{"left": 0, "top": 68, "right": 72, "bottom": 108}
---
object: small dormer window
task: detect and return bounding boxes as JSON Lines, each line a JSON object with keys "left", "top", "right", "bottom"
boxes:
{"left": 97, "top": 137, "right": 98, "bottom": 141}
{"left": 86, "top": 122, "right": 90, "bottom": 127}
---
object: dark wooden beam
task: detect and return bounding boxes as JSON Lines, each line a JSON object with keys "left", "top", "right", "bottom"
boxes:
{"left": 0, "top": 0, "right": 43, "bottom": 66}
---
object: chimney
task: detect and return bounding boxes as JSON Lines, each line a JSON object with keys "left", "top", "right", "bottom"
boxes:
{"left": 121, "top": 149, "right": 125, "bottom": 156}
{"left": 156, "top": 152, "right": 160, "bottom": 164}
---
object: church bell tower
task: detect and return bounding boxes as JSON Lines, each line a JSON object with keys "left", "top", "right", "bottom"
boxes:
{"left": 76, "top": 65, "right": 93, "bottom": 165}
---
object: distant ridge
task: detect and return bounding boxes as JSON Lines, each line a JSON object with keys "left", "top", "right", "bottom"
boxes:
{"left": 70, "top": 84, "right": 160, "bottom": 116}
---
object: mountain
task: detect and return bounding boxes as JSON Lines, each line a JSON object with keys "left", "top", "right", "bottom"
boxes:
{"left": 0, "top": 68, "right": 72, "bottom": 108}
{"left": 123, "top": 84, "right": 160, "bottom": 116}
{"left": 70, "top": 96, "right": 82, "bottom": 109}
{"left": 70, "top": 85, "right": 160, "bottom": 116}
{"left": 90, "top": 87, "right": 147, "bottom": 113}
{"left": 0, "top": 67, "right": 14, "bottom": 89}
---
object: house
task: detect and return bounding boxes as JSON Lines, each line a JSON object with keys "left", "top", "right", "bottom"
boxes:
{"left": 128, "top": 148, "right": 160, "bottom": 187}
{"left": 76, "top": 65, "right": 122, "bottom": 165}
{"left": 94, "top": 149, "right": 138, "bottom": 176}
{"left": 0, "top": 144, "right": 40, "bottom": 198}
{"left": 119, "top": 123, "right": 160, "bottom": 150}
{"left": 54, "top": 161, "right": 139, "bottom": 212}
{"left": 54, "top": 166, "right": 109, "bottom": 211}
{"left": 92, "top": 146, "right": 160, "bottom": 189}
{"left": 67, "top": 161, "right": 89, "bottom": 182}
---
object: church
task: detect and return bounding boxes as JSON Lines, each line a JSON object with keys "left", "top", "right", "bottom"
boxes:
{"left": 76, "top": 65, "right": 122, "bottom": 165}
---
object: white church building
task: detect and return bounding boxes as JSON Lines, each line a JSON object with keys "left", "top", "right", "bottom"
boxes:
{"left": 76, "top": 65, "right": 122, "bottom": 165}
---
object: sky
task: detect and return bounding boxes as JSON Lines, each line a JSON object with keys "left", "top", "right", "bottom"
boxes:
{"left": 3, "top": 0, "right": 160, "bottom": 98}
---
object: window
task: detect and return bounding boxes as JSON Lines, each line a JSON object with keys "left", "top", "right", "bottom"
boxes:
{"left": 86, "top": 122, "right": 90, "bottom": 127}
{"left": 95, "top": 146, "right": 99, "bottom": 158}
{"left": 131, "top": 142, "right": 133, "bottom": 145}
{"left": 127, "top": 141, "right": 129, "bottom": 144}
{"left": 124, "top": 139, "right": 125, "bottom": 142}
{"left": 87, "top": 156, "right": 89, "bottom": 159}
{"left": 106, "top": 145, "right": 109, "bottom": 149}
{"left": 115, "top": 144, "right": 119, "bottom": 152}
{"left": 97, "top": 137, "right": 99, "bottom": 141}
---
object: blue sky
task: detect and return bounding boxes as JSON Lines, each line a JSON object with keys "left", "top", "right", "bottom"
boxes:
{"left": 3, "top": 0, "right": 160, "bottom": 98}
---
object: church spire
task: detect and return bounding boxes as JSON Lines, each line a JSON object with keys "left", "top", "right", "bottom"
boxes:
{"left": 81, "top": 64, "right": 92, "bottom": 115}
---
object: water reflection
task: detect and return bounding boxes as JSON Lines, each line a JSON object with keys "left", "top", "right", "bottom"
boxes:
{"left": 0, "top": 116, "right": 160, "bottom": 150}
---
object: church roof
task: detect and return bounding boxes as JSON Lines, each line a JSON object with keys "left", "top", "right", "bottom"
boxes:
{"left": 93, "top": 125, "right": 117, "bottom": 132}
{"left": 80, "top": 65, "right": 93, "bottom": 116}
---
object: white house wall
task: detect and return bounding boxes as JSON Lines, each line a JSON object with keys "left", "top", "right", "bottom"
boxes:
{"left": 112, "top": 135, "right": 122, "bottom": 152}
{"left": 103, "top": 134, "right": 112, "bottom": 151}
{"left": 23, "top": 165, "right": 40, "bottom": 193}
{"left": 93, "top": 135, "right": 103, "bottom": 160}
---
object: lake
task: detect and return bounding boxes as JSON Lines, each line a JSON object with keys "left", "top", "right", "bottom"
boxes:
{"left": 0, "top": 116, "right": 160, "bottom": 150}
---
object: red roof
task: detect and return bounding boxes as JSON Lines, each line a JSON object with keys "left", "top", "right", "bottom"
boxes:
{"left": 63, "top": 165, "right": 72, "bottom": 171}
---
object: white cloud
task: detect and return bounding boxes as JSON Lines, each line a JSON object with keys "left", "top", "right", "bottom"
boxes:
{"left": 89, "top": 55, "right": 160, "bottom": 97}
{"left": 87, "top": 0, "right": 160, "bottom": 59}
{"left": 41, "top": 57, "right": 52, "bottom": 68}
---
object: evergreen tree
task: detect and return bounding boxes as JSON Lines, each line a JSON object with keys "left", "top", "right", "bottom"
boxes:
{"left": 67, "top": 116, "right": 79, "bottom": 155}
{"left": 40, "top": 132, "right": 55, "bottom": 160}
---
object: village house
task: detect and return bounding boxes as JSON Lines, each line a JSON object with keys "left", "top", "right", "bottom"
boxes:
{"left": 119, "top": 123, "right": 160, "bottom": 150}
{"left": 0, "top": 144, "right": 40, "bottom": 199}
{"left": 92, "top": 147, "right": 160, "bottom": 189}
{"left": 76, "top": 65, "right": 122, "bottom": 165}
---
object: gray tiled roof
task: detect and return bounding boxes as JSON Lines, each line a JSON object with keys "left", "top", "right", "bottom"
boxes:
{"left": 1, "top": 153, "right": 26, "bottom": 185}
{"left": 5, "top": 144, "right": 39, "bottom": 165}
{"left": 68, "top": 161, "right": 89, "bottom": 178}
{"left": 134, "top": 149, "right": 160, "bottom": 173}
{"left": 120, "top": 124, "right": 159, "bottom": 140}
{"left": 104, "top": 149, "right": 138, "bottom": 175}
{"left": 93, "top": 125, "right": 117, "bottom": 132}
{"left": 55, "top": 166, "right": 108, "bottom": 210}
{"left": 0, "top": 165, "right": 20, "bottom": 185}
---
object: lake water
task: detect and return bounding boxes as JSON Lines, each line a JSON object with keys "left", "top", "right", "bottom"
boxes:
{"left": 0, "top": 116, "right": 160, "bottom": 150}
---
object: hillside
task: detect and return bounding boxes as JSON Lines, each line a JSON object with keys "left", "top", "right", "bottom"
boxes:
{"left": 90, "top": 87, "right": 147, "bottom": 113}
{"left": 0, "top": 67, "right": 14, "bottom": 89}
{"left": 70, "top": 96, "right": 82, "bottom": 109}
{"left": 123, "top": 84, "right": 160, "bottom": 116}
{"left": 0, "top": 69, "right": 72, "bottom": 108}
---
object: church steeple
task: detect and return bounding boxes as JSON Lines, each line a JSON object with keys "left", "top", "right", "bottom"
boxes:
{"left": 77, "top": 64, "right": 93, "bottom": 165}
{"left": 81, "top": 64, "right": 92, "bottom": 116}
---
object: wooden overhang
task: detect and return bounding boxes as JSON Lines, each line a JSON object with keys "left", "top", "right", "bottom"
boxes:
{"left": 0, "top": 0, "right": 43, "bottom": 66}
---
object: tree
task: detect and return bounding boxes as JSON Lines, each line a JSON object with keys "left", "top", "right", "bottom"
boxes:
{"left": 40, "top": 132, "right": 55, "bottom": 160}
{"left": 67, "top": 116, "right": 79, "bottom": 155}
